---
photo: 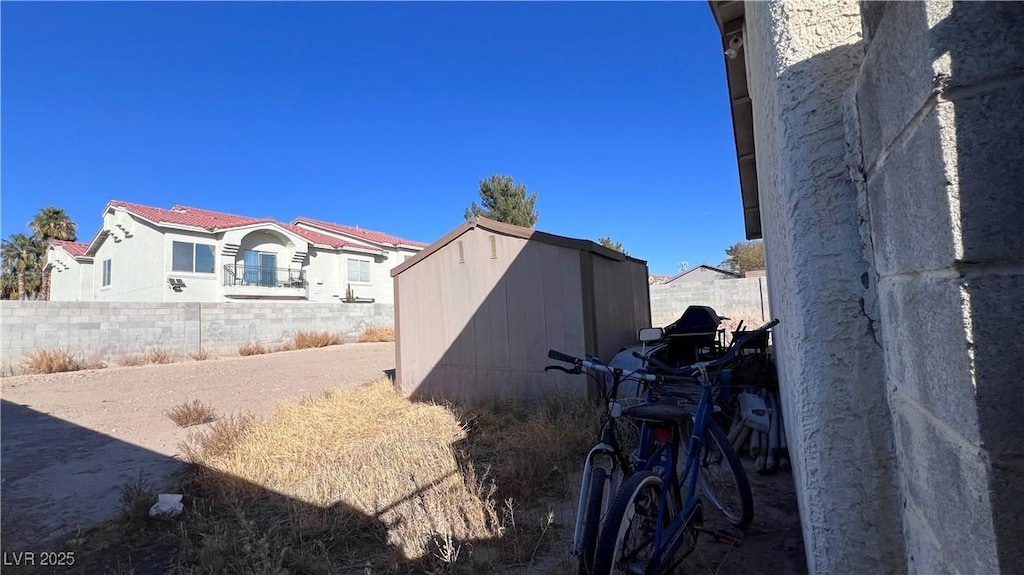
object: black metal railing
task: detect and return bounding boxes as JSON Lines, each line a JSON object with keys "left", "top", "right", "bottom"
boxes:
{"left": 223, "top": 264, "right": 307, "bottom": 288}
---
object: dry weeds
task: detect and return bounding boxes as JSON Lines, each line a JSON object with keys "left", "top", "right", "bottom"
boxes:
{"left": 171, "top": 380, "right": 600, "bottom": 573}
{"left": 357, "top": 326, "right": 395, "bottom": 343}
{"left": 166, "top": 399, "right": 218, "bottom": 428}
{"left": 292, "top": 330, "right": 343, "bottom": 349}
{"left": 237, "top": 342, "right": 267, "bottom": 356}
{"left": 145, "top": 348, "right": 175, "bottom": 364}
{"left": 21, "top": 349, "right": 83, "bottom": 374}
{"left": 188, "top": 348, "right": 211, "bottom": 361}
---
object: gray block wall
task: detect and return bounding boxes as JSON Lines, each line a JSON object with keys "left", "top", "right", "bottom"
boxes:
{"left": 649, "top": 277, "right": 771, "bottom": 328}
{"left": 1, "top": 301, "right": 394, "bottom": 374}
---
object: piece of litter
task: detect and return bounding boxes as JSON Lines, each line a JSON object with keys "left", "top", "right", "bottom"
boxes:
{"left": 149, "top": 493, "right": 184, "bottom": 519}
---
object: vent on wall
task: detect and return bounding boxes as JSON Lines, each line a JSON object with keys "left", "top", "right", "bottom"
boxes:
{"left": 458, "top": 240, "right": 465, "bottom": 263}
{"left": 489, "top": 235, "right": 497, "bottom": 259}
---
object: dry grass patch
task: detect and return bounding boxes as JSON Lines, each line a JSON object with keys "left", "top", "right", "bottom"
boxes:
{"left": 357, "top": 326, "right": 395, "bottom": 343}
{"left": 22, "top": 348, "right": 83, "bottom": 374}
{"left": 166, "top": 399, "right": 217, "bottom": 428}
{"left": 237, "top": 342, "right": 267, "bottom": 356}
{"left": 173, "top": 381, "right": 600, "bottom": 573}
{"left": 145, "top": 348, "right": 175, "bottom": 364}
{"left": 181, "top": 380, "right": 500, "bottom": 568}
{"left": 292, "top": 330, "right": 342, "bottom": 349}
{"left": 188, "top": 348, "right": 210, "bottom": 361}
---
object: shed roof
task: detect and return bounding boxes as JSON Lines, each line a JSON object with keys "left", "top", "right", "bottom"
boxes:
{"left": 391, "top": 216, "right": 646, "bottom": 277}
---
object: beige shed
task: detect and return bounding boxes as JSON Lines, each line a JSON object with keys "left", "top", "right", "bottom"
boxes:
{"left": 390, "top": 216, "right": 651, "bottom": 401}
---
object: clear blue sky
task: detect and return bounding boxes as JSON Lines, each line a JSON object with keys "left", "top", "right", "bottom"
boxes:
{"left": 1, "top": 1, "right": 745, "bottom": 275}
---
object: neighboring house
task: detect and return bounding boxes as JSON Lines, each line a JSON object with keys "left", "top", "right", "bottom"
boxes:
{"left": 391, "top": 216, "right": 651, "bottom": 401}
{"left": 46, "top": 240, "right": 94, "bottom": 301}
{"left": 664, "top": 264, "right": 740, "bottom": 284}
{"left": 292, "top": 217, "right": 427, "bottom": 304}
{"left": 47, "top": 200, "right": 425, "bottom": 303}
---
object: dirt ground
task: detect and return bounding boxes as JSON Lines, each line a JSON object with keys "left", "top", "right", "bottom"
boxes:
{"left": 1, "top": 342, "right": 805, "bottom": 574}
{"left": 0, "top": 342, "right": 396, "bottom": 550}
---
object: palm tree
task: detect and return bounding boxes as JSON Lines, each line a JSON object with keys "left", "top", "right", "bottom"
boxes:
{"left": 0, "top": 234, "right": 43, "bottom": 300}
{"left": 29, "top": 207, "right": 77, "bottom": 300}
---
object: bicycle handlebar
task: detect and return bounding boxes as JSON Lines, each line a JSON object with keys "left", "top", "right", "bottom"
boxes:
{"left": 547, "top": 349, "right": 579, "bottom": 365}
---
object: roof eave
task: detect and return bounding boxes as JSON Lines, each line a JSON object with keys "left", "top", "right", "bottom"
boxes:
{"left": 708, "top": 1, "right": 761, "bottom": 240}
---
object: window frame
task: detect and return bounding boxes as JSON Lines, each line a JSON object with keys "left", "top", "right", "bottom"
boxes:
{"left": 102, "top": 259, "right": 112, "bottom": 287}
{"left": 172, "top": 241, "right": 216, "bottom": 274}
{"left": 347, "top": 258, "right": 371, "bottom": 283}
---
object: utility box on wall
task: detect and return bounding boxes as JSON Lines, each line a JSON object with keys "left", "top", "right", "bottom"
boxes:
{"left": 391, "top": 217, "right": 651, "bottom": 401}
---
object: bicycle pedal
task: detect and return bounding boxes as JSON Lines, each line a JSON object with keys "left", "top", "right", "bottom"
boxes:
{"left": 697, "top": 527, "right": 745, "bottom": 547}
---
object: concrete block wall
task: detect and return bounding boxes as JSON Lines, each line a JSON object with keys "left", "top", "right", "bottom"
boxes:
{"left": 649, "top": 277, "right": 770, "bottom": 328}
{"left": 0, "top": 301, "right": 394, "bottom": 373}
{"left": 744, "top": 1, "right": 906, "bottom": 572}
{"left": 852, "top": 2, "right": 1024, "bottom": 573}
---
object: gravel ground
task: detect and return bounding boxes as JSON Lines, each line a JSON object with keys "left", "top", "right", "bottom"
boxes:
{"left": 0, "top": 342, "right": 395, "bottom": 550}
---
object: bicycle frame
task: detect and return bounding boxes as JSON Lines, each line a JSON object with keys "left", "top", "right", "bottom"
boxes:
{"left": 631, "top": 380, "right": 717, "bottom": 573}
{"left": 571, "top": 369, "right": 646, "bottom": 556}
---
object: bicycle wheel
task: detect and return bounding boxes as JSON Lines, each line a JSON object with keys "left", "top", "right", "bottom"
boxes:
{"left": 698, "top": 420, "right": 754, "bottom": 529}
{"left": 577, "top": 466, "right": 608, "bottom": 575}
{"left": 591, "top": 471, "right": 681, "bottom": 575}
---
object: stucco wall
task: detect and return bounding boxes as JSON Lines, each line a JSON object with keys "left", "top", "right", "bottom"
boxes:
{"left": 744, "top": 1, "right": 905, "bottom": 572}
{"left": 744, "top": 0, "right": 1023, "bottom": 573}
{"left": 92, "top": 217, "right": 166, "bottom": 302}
{"left": 47, "top": 248, "right": 91, "bottom": 302}
{"left": 649, "top": 276, "right": 769, "bottom": 328}
{"left": 0, "top": 301, "right": 394, "bottom": 374}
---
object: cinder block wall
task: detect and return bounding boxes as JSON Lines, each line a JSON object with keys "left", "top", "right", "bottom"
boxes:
{"left": 649, "top": 277, "right": 770, "bottom": 328}
{"left": 0, "top": 301, "right": 394, "bottom": 373}
{"left": 853, "top": 2, "right": 1024, "bottom": 573}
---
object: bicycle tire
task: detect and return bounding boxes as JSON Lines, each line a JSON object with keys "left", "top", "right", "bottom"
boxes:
{"left": 699, "top": 420, "right": 754, "bottom": 529}
{"left": 577, "top": 466, "right": 608, "bottom": 575}
{"left": 591, "top": 471, "right": 677, "bottom": 575}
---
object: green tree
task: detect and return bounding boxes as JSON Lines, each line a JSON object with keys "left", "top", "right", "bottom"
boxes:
{"left": 598, "top": 236, "right": 628, "bottom": 256}
{"left": 721, "top": 240, "right": 766, "bottom": 274}
{"left": 464, "top": 174, "right": 538, "bottom": 228}
{"left": 1, "top": 234, "right": 43, "bottom": 300}
{"left": 29, "top": 207, "right": 77, "bottom": 300}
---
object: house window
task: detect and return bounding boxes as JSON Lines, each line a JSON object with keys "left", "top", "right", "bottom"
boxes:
{"left": 347, "top": 259, "right": 370, "bottom": 282}
{"left": 102, "top": 259, "right": 112, "bottom": 287}
{"left": 172, "top": 241, "right": 215, "bottom": 273}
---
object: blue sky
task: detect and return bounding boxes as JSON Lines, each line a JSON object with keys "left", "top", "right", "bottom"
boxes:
{"left": 1, "top": 1, "right": 744, "bottom": 275}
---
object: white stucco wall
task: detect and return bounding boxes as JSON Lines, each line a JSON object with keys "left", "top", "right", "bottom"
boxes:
{"left": 161, "top": 228, "right": 226, "bottom": 302}
{"left": 91, "top": 215, "right": 166, "bottom": 302}
{"left": 743, "top": 1, "right": 1023, "bottom": 573}
{"left": 744, "top": 1, "right": 905, "bottom": 572}
{"left": 47, "top": 248, "right": 90, "bottom": 301}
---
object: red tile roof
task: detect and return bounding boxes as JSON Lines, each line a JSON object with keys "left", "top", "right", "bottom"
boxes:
{"left": 294, "top": 217, "right": 427, "bottom": 248}
{"left": 279, "top": 223, "right": 379, "bottom": 252}
{"left": 105, "top": 201, "right": 387, "bottom": 252}
{"left": 109, "top": 200, "right": 272, "bottom": 230}
{"left": 50, "top": 239, "right": 91, "bottom": 258}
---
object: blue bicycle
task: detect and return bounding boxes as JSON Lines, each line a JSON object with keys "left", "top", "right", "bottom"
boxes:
{"left": 591, "top": 319, "right": 779, "bottom": 575}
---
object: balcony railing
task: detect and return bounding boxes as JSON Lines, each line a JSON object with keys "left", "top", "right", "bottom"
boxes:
{"left": 223, "top": 264, "right": 306, "bottom": 288}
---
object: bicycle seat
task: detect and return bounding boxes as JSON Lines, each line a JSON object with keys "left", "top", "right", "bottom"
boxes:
{"left": 622, "top": 399, "right": 694, "bottom": 423}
